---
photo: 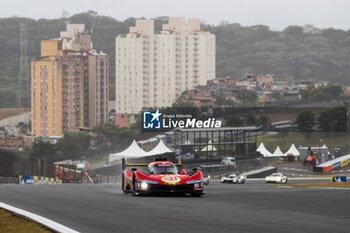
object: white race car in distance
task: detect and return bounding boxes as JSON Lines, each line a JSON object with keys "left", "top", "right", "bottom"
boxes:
{"left": 265, "top": 173, "right": 288, "bottom": 184}
{"left": 221, "top": 173, "right": 246, "bottom": 183}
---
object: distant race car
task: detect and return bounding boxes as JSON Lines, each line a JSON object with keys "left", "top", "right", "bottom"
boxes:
{"left": 265, "top": 173, "right": 288, "bottom": 184}
{"left": 221, "top": 173, "right": 246, "bottom": 184}
{"left": 122, "top": 158, "right": 204, "bottom": 197}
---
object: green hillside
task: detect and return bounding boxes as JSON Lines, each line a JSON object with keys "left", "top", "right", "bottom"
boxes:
{"left": 1, "top": 11, "right": 350, "bottom": 107}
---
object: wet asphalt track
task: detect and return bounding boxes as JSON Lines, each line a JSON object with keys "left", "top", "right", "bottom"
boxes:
{"left": 0, "top": 179, "right": 349, "bottom": 233}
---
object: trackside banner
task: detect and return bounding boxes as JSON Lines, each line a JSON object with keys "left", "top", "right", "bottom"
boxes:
{"left": 19, "top": 175, "right": 62, "bottom": 184}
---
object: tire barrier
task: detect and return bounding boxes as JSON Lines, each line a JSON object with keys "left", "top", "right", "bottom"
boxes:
{"left": 313, "top": 154, "right": 350, "bottom": 172}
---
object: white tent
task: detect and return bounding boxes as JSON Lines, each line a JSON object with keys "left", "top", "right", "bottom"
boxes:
{"left": 201, "top": 140, "right": 217, "bottom": 152}
{"left": 284, "top": 144, "right": 300, "bottom": 156}
{"left": 271, "top": 146, "right": 284, "bottom": 157}
{"left": 256, "top": 142, "right": 273, "bottom": 158}
{"left": 147, "top": 140, "right": 173, "bottom": 156}
{"left": 109, "top": 140, "right": 149, "bottom": 163}
{"left": 201, "top": 144, "right": 217, "bottom": 152}
{"left": 257, "top": 142, "right": 265, "bottom": 152}
{"left": 184, "top": 140, "right": 192, "bottom": 145}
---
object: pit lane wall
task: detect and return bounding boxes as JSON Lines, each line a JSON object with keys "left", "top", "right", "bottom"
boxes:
{"left": 19, "top": 175, "right": 62, "bottom": 184}
{"left": 313, "top": 154, "right": 350, "bottom": 173}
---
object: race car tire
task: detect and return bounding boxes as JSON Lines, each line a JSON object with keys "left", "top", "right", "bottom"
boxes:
{"left": 132, "top": 173, "right": 136, "bottom": 192}
{"left": 122, "top": 174, "right": 131, "bottom": 194}
{"left": 121, "top": 173, "right": 125, "bottom": 191}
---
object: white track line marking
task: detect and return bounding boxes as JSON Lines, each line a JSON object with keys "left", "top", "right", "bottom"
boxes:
{"left": 0, "top": 202, "right": 79, "bottom": 233}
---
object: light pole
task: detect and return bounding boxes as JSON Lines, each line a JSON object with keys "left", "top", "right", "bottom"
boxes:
{"left": 319, "top": 139, "right": 323, "bottom": 162}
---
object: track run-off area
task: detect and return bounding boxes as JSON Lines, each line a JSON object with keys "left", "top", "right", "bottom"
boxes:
{"left": 0, "top": 179, "right": 349, "bottom": 233}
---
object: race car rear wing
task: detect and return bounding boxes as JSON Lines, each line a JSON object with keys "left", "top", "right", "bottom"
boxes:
{"left": 122, "top": 157, "right": 182, "bottom": 171}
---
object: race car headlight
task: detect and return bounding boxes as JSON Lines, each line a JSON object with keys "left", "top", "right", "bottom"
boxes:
{"left": 140, "top": 182, "right": 148, "bottom": 189}
{"left": 194, "top": 182, "right": 203, "bottom": 188}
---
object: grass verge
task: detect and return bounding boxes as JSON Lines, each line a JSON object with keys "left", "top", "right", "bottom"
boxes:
{"left": 0, "top": 208, "right": 51, "bottom": 233}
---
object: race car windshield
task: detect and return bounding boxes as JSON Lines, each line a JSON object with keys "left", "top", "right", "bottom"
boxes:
{"left": 149, "top": 164, "right": 178, "bottom": 174}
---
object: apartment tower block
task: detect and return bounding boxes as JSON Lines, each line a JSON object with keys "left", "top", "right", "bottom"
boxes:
{"left": 115, "top": 17, "right": 215, "bottom": 114}
{"left": 31, "top": 24, "right": 109, "bottom": 137}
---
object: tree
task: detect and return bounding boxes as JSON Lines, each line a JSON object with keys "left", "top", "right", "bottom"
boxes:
{"left": 225, "top": 116, "right": 242, "bottom": 127}
{"left": 215, "top": 95, "right": 235, "bottom": 107}
{"left": 318, "top": 107, "right": 347, "bottom": 132}
{"left": 309, "top": 84, "right": 343, "bottom": 101}
{"left": 271, "top": 90, "right": 282, "bottom": 101}
{"left": 31, "top": 141, "right": 58, "bottom": 159}
{"left": 296, "top": 111, "right": 315, "bottom": 132}
{"left": 57, "top": 134, "right": 91, "bottom": 158}
{"left": 237, "top": 90, "right": 257, "bottom": 106}
{"left": 244, "top": 115, "right": 257, "bottom": 126}
{"left": 258, "top": 115, "right": 271, "bottom": 131}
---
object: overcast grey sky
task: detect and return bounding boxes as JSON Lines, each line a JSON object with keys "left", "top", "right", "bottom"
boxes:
{"left": 1, "top": 0, "right": 349, "bottom": 30}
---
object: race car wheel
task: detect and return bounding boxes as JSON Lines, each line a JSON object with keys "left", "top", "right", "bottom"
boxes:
{"left": 122, "top": 173, "right": 125, "bottom": 191}
{"left": 122, "top": 174, "right": 130, "bottom": 194}
{"left": 132, "top": 173, "right": 136, "bottom": 191}
{"left": 132, "top": 173, "right": 141, "bottom": 196}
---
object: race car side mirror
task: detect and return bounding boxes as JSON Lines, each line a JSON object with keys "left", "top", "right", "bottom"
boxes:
{"left": 179, "top": 169, "right": 186, "bottom": 175}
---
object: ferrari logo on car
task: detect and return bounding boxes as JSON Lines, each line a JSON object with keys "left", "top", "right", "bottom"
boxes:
{"left": 161, "top": 175, "right": 181, "bottom": 184}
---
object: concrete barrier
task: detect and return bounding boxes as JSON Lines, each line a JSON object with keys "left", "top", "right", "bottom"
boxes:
{"left": 314, "top": 154, "right": 350, "bottom": 172}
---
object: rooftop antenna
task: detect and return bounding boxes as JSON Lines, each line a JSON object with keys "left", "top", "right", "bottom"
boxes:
{"left": 16, "top": 22, "right": 29, "bottom": 108}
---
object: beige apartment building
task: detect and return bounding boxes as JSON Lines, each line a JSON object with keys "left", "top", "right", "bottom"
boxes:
{"left": 31, "top": 24, "right": 109, "bottom": 137}
{"left": 115, "top": 17, "right": 215, "bottom": 114}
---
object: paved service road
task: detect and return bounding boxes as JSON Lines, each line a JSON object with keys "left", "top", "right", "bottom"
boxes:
{"left": 0, "top": 180, "right": 349, "bottom": 233}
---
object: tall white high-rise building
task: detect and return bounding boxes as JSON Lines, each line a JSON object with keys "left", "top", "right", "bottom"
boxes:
{"left": 115, "top": 17, "right": 215, "bottom": 114}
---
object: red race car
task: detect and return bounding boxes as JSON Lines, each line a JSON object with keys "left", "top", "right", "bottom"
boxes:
{"left": 122, "top": 158, "right": 204, "bottom": 197}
